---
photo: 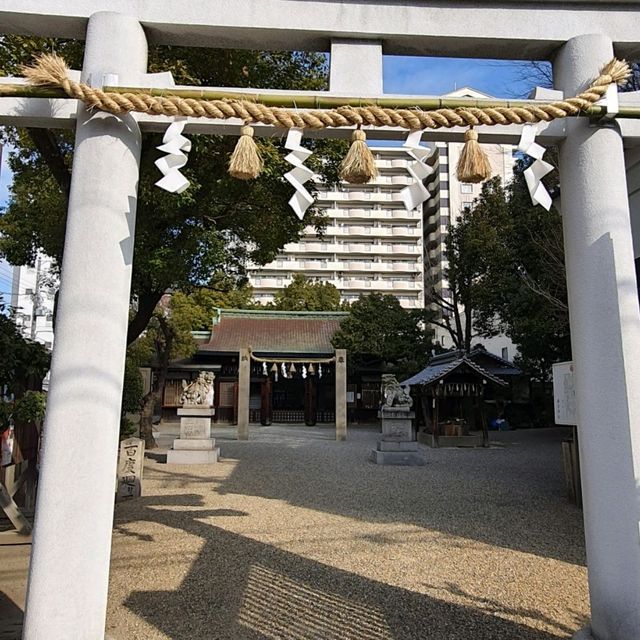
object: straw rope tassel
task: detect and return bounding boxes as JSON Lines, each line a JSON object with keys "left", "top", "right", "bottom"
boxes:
{"left": 339, "top": 128, "right": 378, "bottom": 184}
{"left": 456, "top": 128, "right": 492, "bottom": 184}
{"left": 229, "top": 125, "right": 263, "bottom": 179}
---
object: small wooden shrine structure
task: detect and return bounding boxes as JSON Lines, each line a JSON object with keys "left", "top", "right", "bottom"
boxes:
{"left": 402, "top": 349, "right": 510, "bottom": 447}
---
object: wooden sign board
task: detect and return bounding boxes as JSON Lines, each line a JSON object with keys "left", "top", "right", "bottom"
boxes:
{"left": 117, "top": 437, "right": 145, "bottom": 500}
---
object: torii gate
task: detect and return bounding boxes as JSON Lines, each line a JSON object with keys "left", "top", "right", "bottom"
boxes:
{"left": 1, "top": 3, "right": 640, "bottom": 639}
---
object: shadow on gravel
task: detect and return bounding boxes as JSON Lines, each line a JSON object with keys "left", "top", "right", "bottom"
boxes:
{"left": 0, "top": 591, "right": 23, "bottom": 640}
{"left": 119, "top": 499, "right": 570, "bottom": 640}
{"left": 211, "top": 426, "right": 585, "bottom": 567}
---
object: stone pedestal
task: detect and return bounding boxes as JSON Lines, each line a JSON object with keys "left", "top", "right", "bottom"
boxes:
{"left": 167, "top": 407, "right": 219, "bottom": 464}
{"left": 371, "top": 407, "right": 425, "bottom": 466}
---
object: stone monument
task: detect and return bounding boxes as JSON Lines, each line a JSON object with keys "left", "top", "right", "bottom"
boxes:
{"left": 116, "top": 437, "right": 145, "bottom": 500}
{"left": 167, "top": 371, "right": 219, "bottom": 464}
{"left": 371, "top": 375, "right": 425, "bottom": 466}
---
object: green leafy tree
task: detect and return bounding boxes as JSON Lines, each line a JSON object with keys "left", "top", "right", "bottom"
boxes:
{"left": 0, "top": 307, "right": 50, "bottom": 397}
{"left": 0, "top": 37, "right": 346, "bottom": 344}
{"left": 467, "top": 170, "right": 570, "bottom": 379}
{"left": 0, "top": 305, "right": 50, "bottom": 436}
{"left": 120, "top": 356, "right": 144, "bottom": 439}
{"left": 425, "top": 209, "right": 487, "bottom": 353}
{"left": 180, "top": 273, "right": 259, "bottom": 331}
{"left": 128, "top": 292, "right": 201, "bottom": 449}
{"left": 331, "top": 293, "right": 434, "bottom": 378}
{"left": 272, "top": 273, "right": 342, "bottom": 311}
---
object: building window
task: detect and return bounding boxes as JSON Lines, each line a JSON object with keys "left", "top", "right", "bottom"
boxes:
{"left": 502, "top": 347, "right": 509, "bottom": 360}
{"left": 460, "top": 183, "right": 473, "bottom": 194}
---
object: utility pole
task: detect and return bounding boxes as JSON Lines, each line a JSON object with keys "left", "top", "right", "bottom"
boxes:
{"left": 30, "top": 256, "right": 42, "bottom": 340}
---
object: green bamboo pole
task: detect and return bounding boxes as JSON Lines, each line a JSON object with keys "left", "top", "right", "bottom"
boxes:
{"left": 0, "top": 81, "right": 637, "bottom": 119}
{"left": 0, "top": 84, "right": 69, "bottom": 98}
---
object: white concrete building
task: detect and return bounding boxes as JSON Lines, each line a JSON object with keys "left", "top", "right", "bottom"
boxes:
{"left": 249, "top": 146, "right": 428, "bottom": 309}
{"left": 10, "top": 253, "right": 57, "bottom": 349}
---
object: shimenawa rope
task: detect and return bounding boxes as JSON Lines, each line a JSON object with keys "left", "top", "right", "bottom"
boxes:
{"left": 21, "top": 54, "right": 631, "bottom": 184}
{"left": 22, "top": 53, "right": 631, "bottom": 131}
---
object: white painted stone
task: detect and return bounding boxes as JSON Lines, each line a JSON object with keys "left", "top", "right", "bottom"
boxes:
{"left": 167, "top": 448, "right": 219, "bottom": 464}
{"left": 179, "top": 417, "right": 211, "bottom": 439}
{"left": 173, "top": 438, "right": 216, "bottom": 450}
{"left": 22, "top": 11, "right": 148, "bottom": 640}
{"left": 555, "top": 33, "right": 640, "bottom": 640}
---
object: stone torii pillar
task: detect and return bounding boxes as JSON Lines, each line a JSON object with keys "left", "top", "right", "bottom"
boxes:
{"left": 23, "top": 12, "right": 147, "bottom": 639}
{"left": 555, "top": 34, "right": 640, "bottom": 640}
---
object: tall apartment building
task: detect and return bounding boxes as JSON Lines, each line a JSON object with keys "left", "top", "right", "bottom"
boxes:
{"left": 249, "top": 146, "right": 431, "bottom": 309}
{"left": 248, "top": 89, "right": 517, "bottom": 358}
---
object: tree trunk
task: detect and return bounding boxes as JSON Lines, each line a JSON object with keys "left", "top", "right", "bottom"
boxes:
{"left": 127, "top": 290, "right": 165, "bottom": 345}
{"left": 138, "top": 319, "right": 174, "bottom": 450}
{"left": 464, "top": 303, "right": 473, "bottom": 354}
{"left": 139, "top": 390, "right": 157, "bottom": 450}
{"left": 451, "top": 294, "right": 465, "bottom": 350}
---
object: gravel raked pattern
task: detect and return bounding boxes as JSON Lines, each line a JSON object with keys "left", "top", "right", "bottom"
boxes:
{"left": 106, "top": 425, "right": 587, "bottom": 639}
{"left": 0, "top": 426, "right": 588, "bottom": 639}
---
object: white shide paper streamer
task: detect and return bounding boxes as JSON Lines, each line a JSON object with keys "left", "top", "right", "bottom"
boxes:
{"left": 400, "top": 130, "right": 435, "bottom": 212}
{"left": 155, "top": 118, "right": 191, "bottom": 194}
{"left": 284, "top": 128, "right": 315, "bottom": 220}
{"left": 518, "top": 124, "right": 553, "bottom": 211}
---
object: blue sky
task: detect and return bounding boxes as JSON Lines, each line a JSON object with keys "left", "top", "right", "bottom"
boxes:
{"left": 383, "top": 56, "right": 544, "bottom": 98}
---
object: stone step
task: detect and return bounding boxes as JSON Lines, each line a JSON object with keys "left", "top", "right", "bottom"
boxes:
{"left": 167, "top": 447, "right": 220, "bottom": 465}
{"left": 377, "top": 440, "right": 418, "bottom": 452}
{"left": 172, "top": 438, "right": 216, "bottom": 450}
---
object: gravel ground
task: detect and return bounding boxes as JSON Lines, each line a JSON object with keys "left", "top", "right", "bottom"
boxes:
{"left": 0, "top": 426, "right": 588, "bottom": 639}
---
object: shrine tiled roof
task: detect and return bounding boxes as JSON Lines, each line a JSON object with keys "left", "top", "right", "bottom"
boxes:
{"left": 401, "top": 355, "right": 508, "bottom": 387}
{"left": 198, "top": 309, "right": 348, "bottom": 355}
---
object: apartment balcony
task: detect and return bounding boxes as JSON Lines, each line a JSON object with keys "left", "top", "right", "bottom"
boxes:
{"left": 392, "top": 261, "right": 420, "bottom": 272}
{"left": 392, "top": 280, "right": 420, "bottom": 290}
{"left": 345, "top": 261, "right": 373, "bottom": 271}
{"left": 391, "top": 209, "right": 417, "bottom": 220}
{"left": 338, "top": 279, "right": 421, "bottom": 291}
{"left": 251, "top": 278, "right": 289, "bottom": 289}
{"left": 391, "top": 244, "right": 419, "bottom": 254}
{"left": 374, "top": 158, "right": 410, "bottom": 170}
{"left": 329, "top": 208, "right": 419, "bottom": 221}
